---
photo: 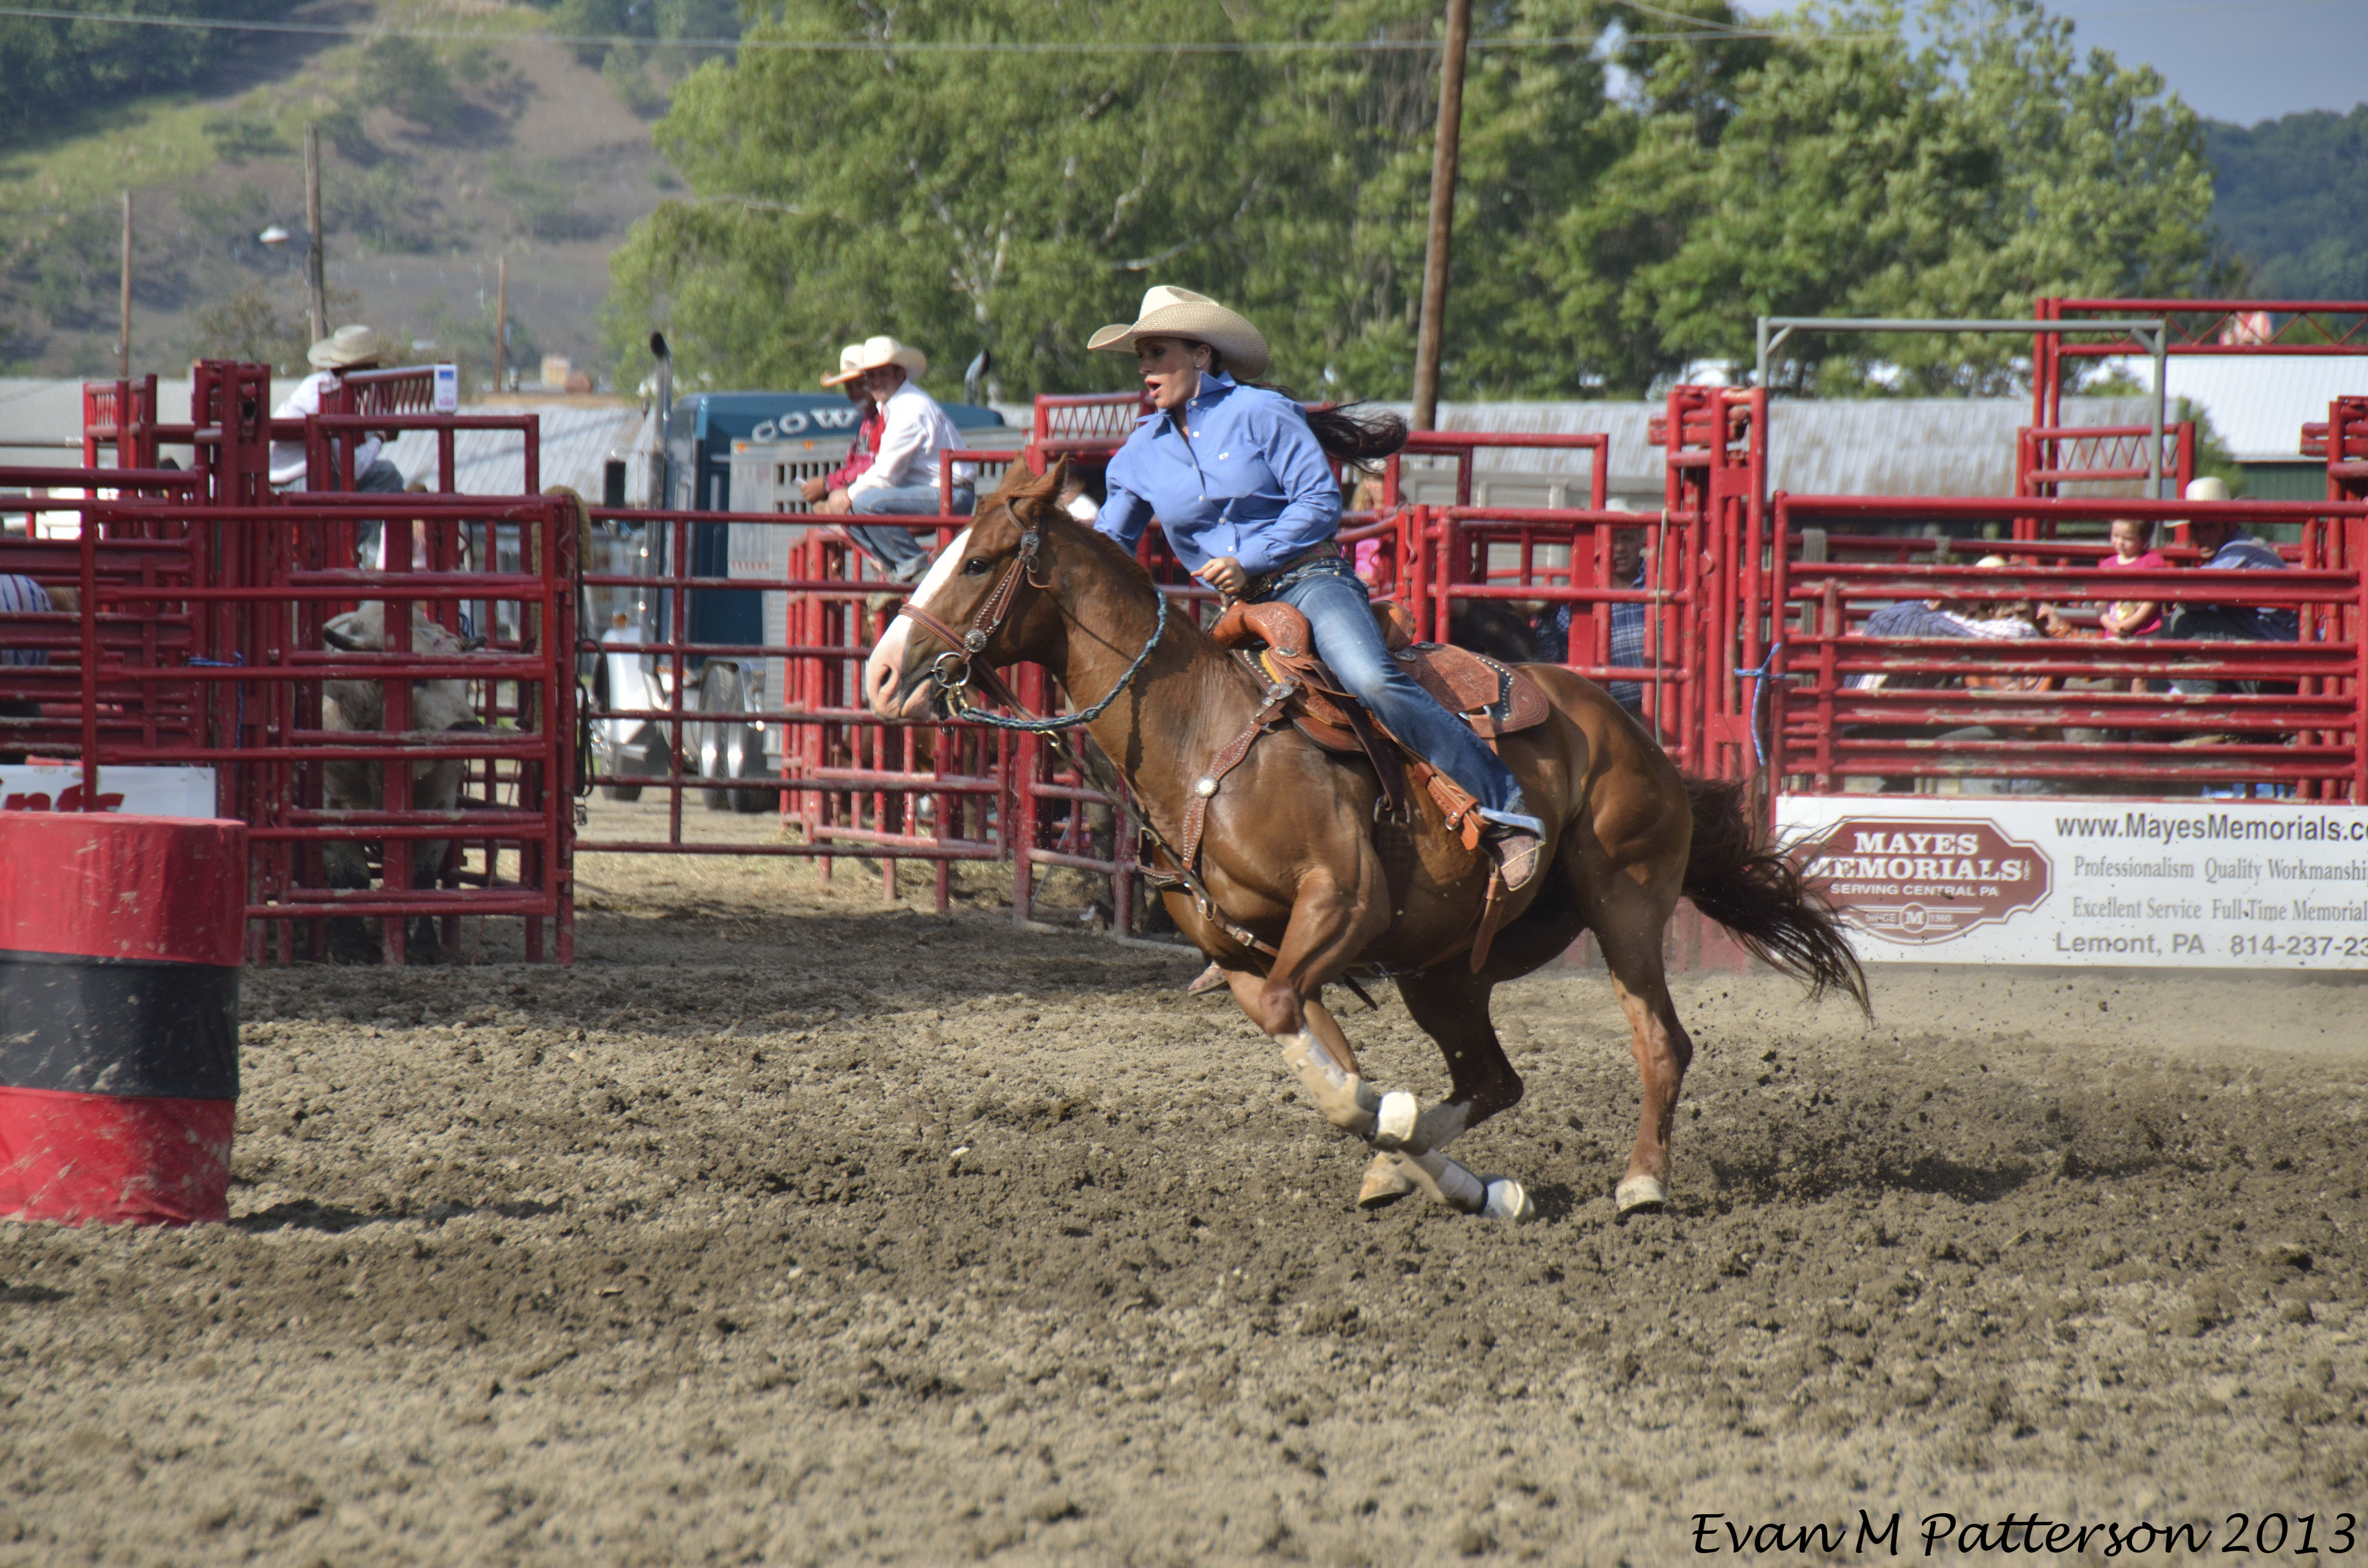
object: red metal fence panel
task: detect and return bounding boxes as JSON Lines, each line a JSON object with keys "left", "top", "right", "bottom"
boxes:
{"left": 1766, "top": 494, "right": 2368, "bottom": 803}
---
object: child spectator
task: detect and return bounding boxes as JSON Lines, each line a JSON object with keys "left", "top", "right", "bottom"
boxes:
{"left": 2098, "top": 517, "right": 2166, "bottom": 638}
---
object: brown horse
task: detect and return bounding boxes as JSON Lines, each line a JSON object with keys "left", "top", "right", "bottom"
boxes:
{"left": 865, "top": 464, "right": 1865, "bottom": 1218}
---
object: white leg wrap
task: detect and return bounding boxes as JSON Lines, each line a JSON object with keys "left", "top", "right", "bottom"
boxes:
{"left": 1279, "top": 1031, "right": 1379, "bottom": 1136}
{"left": 1375, "top": 1091, "right": 1419, "bottom": 1147}
{"left": 1481, "top": 1178, "right": 1535, "bottom": 1223}
{"left": 1421, "top": 1154, "right": 1487, "bottom": 1213}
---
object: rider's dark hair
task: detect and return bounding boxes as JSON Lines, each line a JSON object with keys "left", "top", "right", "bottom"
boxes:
{"left": 1189, "top": 343, "right": 1409, "bottom": 473}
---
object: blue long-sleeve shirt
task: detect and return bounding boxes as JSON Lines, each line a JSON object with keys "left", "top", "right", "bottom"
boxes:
{"left": 1093, "top": 372, "right": 1340, "bottom": 577}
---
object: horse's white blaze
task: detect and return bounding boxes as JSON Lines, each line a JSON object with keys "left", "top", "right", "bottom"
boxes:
{"left": 863, "top": 526, "right": 974, "bottom": 718}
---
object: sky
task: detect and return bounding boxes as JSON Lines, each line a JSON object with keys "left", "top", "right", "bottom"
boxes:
{"left": 1732, "top": 0, "right": 2368, "bottom": 125}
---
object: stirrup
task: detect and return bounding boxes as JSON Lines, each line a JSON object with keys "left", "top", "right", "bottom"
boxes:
{"left": 1484, "top": 825, "right": 1542, "bottom": 892}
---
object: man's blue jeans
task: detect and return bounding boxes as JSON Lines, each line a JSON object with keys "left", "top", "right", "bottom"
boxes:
{"left": 848, "top": 482, "right": 974, "bottom": 573}
{"left": 1268, "top": 562, "right": 1530, "bottom": 822}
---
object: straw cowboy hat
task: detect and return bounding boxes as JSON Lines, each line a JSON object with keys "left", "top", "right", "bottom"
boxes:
{"left": 1089, "top": 286, "right": 1270, "bottom": 380}
{"left": 308, "top": 324, "right": 381, "bottom": 370}
{"left": 2184, "top": 476, "right": 2230, "bottom": 502}
{"left": 819, "top": 342, "right": 865, "bottom": 386}
{"left": 823, "top": 335, "right": 928, "bottom": 386}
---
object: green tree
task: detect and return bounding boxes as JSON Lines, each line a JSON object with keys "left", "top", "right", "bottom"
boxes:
{"left": 605, "top": 0, "right": 1613, "bottom": 399}
{"left": 606, "top": 0, "right": 2224, "bottom": 401}
{"left": 2205, "top": 106, "right": 2368, "bottom": 300}
{"left": 0, "top": 0, "right": 296, "bottom": 151}
{"left": 1549, "top": 0, "right": 2219, "bottom": 393}
{"left": 358, "top": 36, "right": 466, "bottom": 128}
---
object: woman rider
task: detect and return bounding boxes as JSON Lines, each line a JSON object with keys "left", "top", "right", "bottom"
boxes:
{"left": 1087, "top": 286, "right": 1545, "bottom": 891}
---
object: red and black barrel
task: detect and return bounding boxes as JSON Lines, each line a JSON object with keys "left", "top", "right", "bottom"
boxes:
{"left": 0, "top": 811, "right": 245, "bottom": 1225}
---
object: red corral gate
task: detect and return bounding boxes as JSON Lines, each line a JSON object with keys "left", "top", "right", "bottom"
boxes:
{"left": 10, "top": 309, "right": 2368, "bottom": 964}
{"left": 7, "top": 363, "right": 576, "bottom": 963}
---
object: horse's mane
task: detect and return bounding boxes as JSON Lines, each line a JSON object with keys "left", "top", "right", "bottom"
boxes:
{"left": 1053, "top": 512, "right": 1158, "bottom": 592}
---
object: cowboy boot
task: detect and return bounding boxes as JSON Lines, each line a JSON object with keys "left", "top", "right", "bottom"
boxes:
{"left": 1483, "top": 825, "right": 1543, "bottom": 892}
{"left": 1476, "top": 807, "right": 1546, "bottom": 893}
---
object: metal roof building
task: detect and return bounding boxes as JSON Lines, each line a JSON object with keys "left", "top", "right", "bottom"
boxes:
{"left": 381, "top": 403, "right": 654, "bottom": 500}
{"left": 2098, "top": 355, "right": 2368, "bottom": 462}
{"left": 1392, "top": 397, "right": 2159, "bottom": 509}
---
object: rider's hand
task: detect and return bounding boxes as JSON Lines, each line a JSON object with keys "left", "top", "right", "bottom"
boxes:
{"left": 1200, "top": 555, "right": 1247, "bottom": 598}
{"left": 799, "top": 475, "right": 829, "bottom": 503}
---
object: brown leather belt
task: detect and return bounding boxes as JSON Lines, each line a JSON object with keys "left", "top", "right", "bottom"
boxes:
{"left": 1242, "top": 540, "right": 1343, "bottom": 601}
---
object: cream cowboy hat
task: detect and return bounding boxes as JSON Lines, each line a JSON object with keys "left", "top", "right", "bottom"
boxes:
{"left": 2184, "top": 476, "right": 2230, "bottom": 502}
{"left": 308, "top": 323, "right": 381, "bottom": 370}
{"left": 818, "top": 342, "right": 866, "bottom": 386}
{"left": 1088, "top": 286, "right": 1270, "bottom": 380}
{"left": 823, "top": 334, "right": 928, "bottom": 387}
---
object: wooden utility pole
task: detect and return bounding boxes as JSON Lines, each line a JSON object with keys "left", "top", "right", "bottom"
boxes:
{"left": 1410, "top": 0, "right": 1473, "bottom": 432}
{"left": 116, "top": 192, "right": 132, "bottom": 380}
{"left": 494, "top": 256, "right": 509, "bottom": 394}
{"left": 303, "top": 123, "right": 328, "bottom": 341}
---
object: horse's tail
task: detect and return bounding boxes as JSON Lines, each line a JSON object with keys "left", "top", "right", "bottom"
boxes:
{"left": 1679, "top": 773, "right": 1870, "bottom": 1016}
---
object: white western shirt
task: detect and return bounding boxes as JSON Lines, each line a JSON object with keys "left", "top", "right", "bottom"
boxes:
{"left": 848, "top": 380, "right": 972, "bottom": 497}
{"left": 268, "top": 369, "right": 385, "bottom": 488}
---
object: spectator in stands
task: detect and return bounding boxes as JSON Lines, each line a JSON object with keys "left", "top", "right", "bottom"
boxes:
{"left": 268, "top": 325, "right": 404, "bottom": 497}
{"left": 2171, "top": 479, "right": 2297, "bottom": 640}
{"left": 1849, "top": 584, "right": 2042, "bottom": 682}
{"left": 1347, "top": 472, "right": 1391, "bottom": 582}
{"left": 1844, "top": 560, "right": 2046, "bottom": 792}
{"left": 802, "top": 343, "right": 883, "bottom": 513}
{"left": 828, "top": 336, "right": 975, "bottom": 584}
{"left": 2098, "top": 518, "right": 2168, "bottom": 640}
{"left": 2168, "top": 476, "right": 2296, "bottom": 698}
{"left": 0, "top": 575, "right": 71, "bottom": 762}
{"left": 1532, "top": 528, "right": 1653, "bottom": 724}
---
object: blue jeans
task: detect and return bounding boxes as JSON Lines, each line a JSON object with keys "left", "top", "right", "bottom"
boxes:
{"left": 848, "top": 482, "right": 974, "bottom": 571}
{"left": 1268, "top": 561, "right": 1531, "bottom": 823}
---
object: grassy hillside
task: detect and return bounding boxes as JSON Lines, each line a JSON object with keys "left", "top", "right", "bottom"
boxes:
{"left": 0, "top": 0, "right": 697, "bottom": 388}
{"left": 2203, "top": 104, "right": 2368, "bottom": 300}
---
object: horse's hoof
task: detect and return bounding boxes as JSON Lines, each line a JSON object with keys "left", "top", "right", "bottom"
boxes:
{"left": 1481, "top": 1178, "right": 1535, "bottom": 1224}
{"left": 1186, "top": 961, "right": 1228, "bottom": 996}
{"left": 1373, "top": 1091, "right": 1419, "bottom": 1148}
{"left": 1357, "top": 1154, "right": 1416, "bottom": 1209}
{"left": 1614, "top": 1175, "right": 1667, "bottom": 1215}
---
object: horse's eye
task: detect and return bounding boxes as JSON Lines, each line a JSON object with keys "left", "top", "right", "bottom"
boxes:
{"left": 963, "top": 557, "right": 990, "bottom": 576}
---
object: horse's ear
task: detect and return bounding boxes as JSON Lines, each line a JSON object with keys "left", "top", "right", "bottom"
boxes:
{"left": 995, "top": 455, "right": 1068, "bottom": 518}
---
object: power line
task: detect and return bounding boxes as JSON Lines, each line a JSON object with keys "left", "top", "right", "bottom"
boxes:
{"left": 0, "top": 5, "right": 1887, "bottom": 51}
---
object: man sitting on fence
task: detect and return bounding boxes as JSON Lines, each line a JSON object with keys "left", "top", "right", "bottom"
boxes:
{"left": 2167, "top": 478, "right": 2297, "bottom": 698}
{"left": 268, "top": 324, "right": 405, "bottom": 497}
{"left": 802, "top": 343, "right": 885, "bottom": 513}
{"left": 826, "top": 335, "right": 974, "bottom": 584}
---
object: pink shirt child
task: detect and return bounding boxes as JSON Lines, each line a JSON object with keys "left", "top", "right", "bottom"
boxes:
{"left": 2101, "top": 547, "right": 2167, "bottom": 636}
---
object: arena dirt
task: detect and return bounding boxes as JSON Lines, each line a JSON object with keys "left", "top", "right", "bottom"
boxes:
{"left": 3, "top": 841, "right": 2366, "bottom": 1566}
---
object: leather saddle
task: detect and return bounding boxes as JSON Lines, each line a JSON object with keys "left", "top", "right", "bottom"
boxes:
{"left": 1208, "top": 597, "right": 1551, "bottom": 756}
{"left": 1173, "top": 597, "right": 1554, "bottom": 974}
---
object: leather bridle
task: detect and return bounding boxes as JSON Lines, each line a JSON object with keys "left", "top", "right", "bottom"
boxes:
{"left": 894, "top": 524, "right": 1167, "bottom": 734}
{"left": 888, "top": 517, "right": 1302, "bottom": 974}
